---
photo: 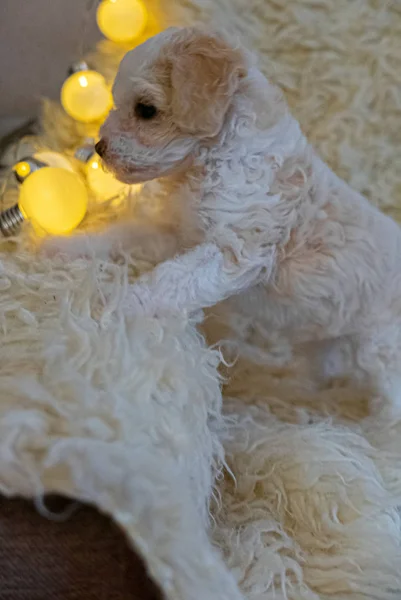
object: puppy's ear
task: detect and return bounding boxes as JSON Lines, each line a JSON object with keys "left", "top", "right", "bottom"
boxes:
{"left": 170, "top": 30, "right": 247, "bottom": 137}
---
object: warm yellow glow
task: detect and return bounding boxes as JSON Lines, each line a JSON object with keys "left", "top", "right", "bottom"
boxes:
{"left": 61, "top": 70, "right": 112, "bottom": 123}
{"left": 78, "top": 75, "right": 89, "bottom": 87}
{"left": 19, "top": 167, "right": 88, "bottom": 235}
{"left": 15, "top": 161, "right": 31, "bottom": 179}
{"left": 34, "top": 151, "right": 75, "bottom": 172}
{"left": 86, "top": 155, "right": 128, "bottom": 201}
{"left": 96, "top": 0, "right": 148, "bottom": 44}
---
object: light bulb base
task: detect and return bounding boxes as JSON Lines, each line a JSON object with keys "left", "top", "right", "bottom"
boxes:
{"left": 67, "top": 61, "right": 90, "bottom": 76}
{"left": 0, "top": 204, "right": 25, "bottom": 237}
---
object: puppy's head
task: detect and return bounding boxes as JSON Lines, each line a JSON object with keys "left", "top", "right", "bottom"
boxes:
{"left": 98, "top": 27, "right": 247, "bottom": 183}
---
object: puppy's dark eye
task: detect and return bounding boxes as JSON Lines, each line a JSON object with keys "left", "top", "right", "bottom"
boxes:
{"left": 135, "top": 102, "right": 157, "bottom": 120}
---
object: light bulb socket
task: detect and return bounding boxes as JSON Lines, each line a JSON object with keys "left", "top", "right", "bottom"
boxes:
{"left": 75, "top": 144, "right": 96, "bottom": 164}
{"left": 0, "top": 204, "right": 24, "bottom": 237}
{"left": 67, "top": 61, "right": 91, "bottom": 76}
{"left": 14, "top": 157, "right": 48, "bottom": 183}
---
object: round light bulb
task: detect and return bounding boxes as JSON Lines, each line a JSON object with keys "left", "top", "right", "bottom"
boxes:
{"left": 61, "top": 70, "right": 112, "bottom": 123}
{"left": 86, "top": 155, "right": 128, "bottom": 201}
{"left": 97, "top": 0, "right": 148, "bottom": 44}
{"left": 34, "top": 151, "right": 75, "bottom": 172}
{"left": 18, "top": 167, "right": 88, "bottom": 235}
{"left": 15, "top": 161, "right": 31, "bottom": 180}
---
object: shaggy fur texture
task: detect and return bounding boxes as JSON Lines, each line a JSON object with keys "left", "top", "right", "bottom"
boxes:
{"left": 0, "top": 251, "right": 242, "bottom": 600}
{"left": 1, "top": 1, "right": 401, "bottom": 599}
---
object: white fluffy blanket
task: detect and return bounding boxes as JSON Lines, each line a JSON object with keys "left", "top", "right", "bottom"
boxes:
{"left": 1, "top": 1, "right": 401, "bottom": 599}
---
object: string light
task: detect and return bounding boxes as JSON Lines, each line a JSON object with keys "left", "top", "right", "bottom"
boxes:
{"left": 85, "top": 154, "right": 128, "bottom": 201}
{"left": 75, "top": 142, "right": 141, "bottom": 202}
{"left": 0, "top": 158, "right": 88, "bottom": 237}
{"left": 61, "top": 61, "right": 112, "bottom": 123}
{"left": 96, "top": 0, "right": 148, "bottom": 44}
{"left": 2, "top": 0, "right": 154, "bottom": 238}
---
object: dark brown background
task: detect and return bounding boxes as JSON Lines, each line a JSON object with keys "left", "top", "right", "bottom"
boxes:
{"left": 0, "top": 496, "right": 162, "bottom": 600}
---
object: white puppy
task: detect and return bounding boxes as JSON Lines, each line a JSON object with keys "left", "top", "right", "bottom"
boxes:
{"left": 47, "top": 27, "right": 401, "bottom": 416}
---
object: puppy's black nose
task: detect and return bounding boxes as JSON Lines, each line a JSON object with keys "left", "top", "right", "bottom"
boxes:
{"left": 95, "top": 139, "right": 108, "bottom": 158}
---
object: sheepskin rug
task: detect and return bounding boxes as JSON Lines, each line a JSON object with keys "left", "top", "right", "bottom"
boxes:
{"left": 1, "top": 1, "right": 401, "bottom": 599}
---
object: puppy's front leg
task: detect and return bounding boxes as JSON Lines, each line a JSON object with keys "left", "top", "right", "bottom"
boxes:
{"left": 41, "top": 221, "right": 178, "bottom": 264}
{"left": 123, "top": 242, "right": 276, "bottom": 317}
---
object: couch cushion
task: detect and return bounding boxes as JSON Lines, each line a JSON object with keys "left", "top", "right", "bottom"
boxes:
{"left": 0, "top": 496, "right": 162, "bottom": 600}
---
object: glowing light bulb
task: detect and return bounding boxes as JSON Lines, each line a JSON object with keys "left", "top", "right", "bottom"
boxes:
{"left": 97, "top": 0, "right": 148, "bottom": 44}
{"left": 86, "top": 154, "right": 128, "bottom": 201}
{"left": 61, "top": 70, "right": 112, "bottom": 123}
{"left": 18, "top": 167, "right": 88, "bottom": 235}
{"left": 15, "top": 161, "right": 31, "bottom": 180}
